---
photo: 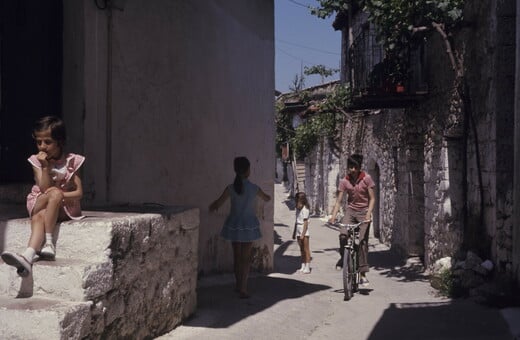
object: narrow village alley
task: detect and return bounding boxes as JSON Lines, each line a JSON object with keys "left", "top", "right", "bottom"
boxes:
{"left": 159, "top": 181, "right": 518, "bottom": 339}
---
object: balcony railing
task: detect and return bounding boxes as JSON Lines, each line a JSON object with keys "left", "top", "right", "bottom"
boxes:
{"left": 349, "top": 27, "right": 428, "bottom": 109}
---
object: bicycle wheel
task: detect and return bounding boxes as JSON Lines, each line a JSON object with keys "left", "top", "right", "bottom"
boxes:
{"left": 343, "top": 248, "right": 354, "bottom": 301}
{"left": 352, "top": 248, "right": 359, "bottom": 292}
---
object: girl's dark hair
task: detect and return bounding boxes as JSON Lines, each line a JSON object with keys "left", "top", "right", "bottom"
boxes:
{"left": 295, "top": 192, "right": 310, "bottom": 209}
{"left": 233, "top": 157, "right": 250, "bottom": 194}
{"left": 33, "top": 115, "right": 67, "bottom": 147}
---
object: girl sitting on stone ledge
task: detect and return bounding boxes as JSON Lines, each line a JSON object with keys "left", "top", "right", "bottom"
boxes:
{"left": 1, "top": 116, "right": 85, "bottom": 277}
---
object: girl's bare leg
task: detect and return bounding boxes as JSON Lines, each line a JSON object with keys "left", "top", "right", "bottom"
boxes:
{"left": 238, "top": 242, "right": 253, "bottom": 297}
{"left": 303, "top": 236, "right": 311, "bottom": 263}
{"left": 28, "top": 210, "right": 46, "bottom": 251}
{"left": 232, "top": 242, "right": 241, "bottom": 291}
{"left": 298, "top": 237, "right": 305, "bottom": 264}
{"left": 31, "top": 189, "right": 64, "bottom": 239}
{"left": 231, "top": 242, "right": 253, "bottom": 296}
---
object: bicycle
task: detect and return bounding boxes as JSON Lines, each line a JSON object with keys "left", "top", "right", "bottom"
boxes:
{"left": 331, "top": 220, "right": 371, "bottom": 301}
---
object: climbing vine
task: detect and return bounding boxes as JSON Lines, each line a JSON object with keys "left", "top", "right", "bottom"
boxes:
{"left": 276, "top": 85, "right": 352, "bottom": 160}
{"left": 311, "top": 0, "right": 465, "bottom": 81}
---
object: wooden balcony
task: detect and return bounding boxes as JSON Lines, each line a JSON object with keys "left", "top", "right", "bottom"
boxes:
{"left": 349, "top": 27, "right": 428, "bottom": 110}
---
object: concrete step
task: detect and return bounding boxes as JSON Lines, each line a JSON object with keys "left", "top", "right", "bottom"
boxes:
{"left": 0, "top": 295, "right": 92, "bottom": 340}
{"left": 0, "top": 211, "right": 153, "bottom": 302}
{"left": 0, "top": 205, "right": 199, "bottom": 338}
{"left": 0, "top": 257, "right": 112, "bottom": 301}
{"left": 2, "top": 211, "right": 143, "bottom": 262}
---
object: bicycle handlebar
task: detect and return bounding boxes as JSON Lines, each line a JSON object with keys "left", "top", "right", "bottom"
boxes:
{"left": 327, "top": 220, "right": 371, "bottom": 228}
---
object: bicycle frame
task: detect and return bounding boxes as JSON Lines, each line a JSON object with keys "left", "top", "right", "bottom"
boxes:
{"left": 340, "top": 222, "right": 362, "bottom": 301}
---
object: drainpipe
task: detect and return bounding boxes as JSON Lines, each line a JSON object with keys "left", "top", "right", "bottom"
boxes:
{"left": 105, "top": 6, "right": 112, "bottom": 202}
{"left": 514, "top": 0, "right": 520, "bottom": 286}
{"left": 347, "top": 0, "right": 353, "bottom": 85}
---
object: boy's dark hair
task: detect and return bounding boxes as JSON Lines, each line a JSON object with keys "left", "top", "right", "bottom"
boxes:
{"left": 295, "top": 192, "right": 310, "bottom": 209}
{"left": 233, "top": 156, "right": 250, "bottom": 194}
{"left": 347, "top": 154, "right": 363, "bottom": 169}
{"left": 33, "top": 116, "right": 66, "bottom": 146}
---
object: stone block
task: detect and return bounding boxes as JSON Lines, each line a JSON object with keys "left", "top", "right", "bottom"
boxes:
{"left": 0, "top": 206, "right": 199, "bottom": 339}
{"left": 0, "top": 296, "right": 92, "bottom": 340}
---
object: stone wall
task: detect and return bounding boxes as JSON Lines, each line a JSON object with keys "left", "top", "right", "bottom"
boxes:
{"left": 0, "top": 207, "right": 199, "bottom": 339}
{"left": 90, "top": 209, "right": 199, "bottom": 338}
{"left": 463, "top": 0, "right": 516, "bottom": 273}
{"left": 304, "top": 138, "right": 341, "bottom": 216}
{"left": 314, "top": 0, "right": 517, "bottom": 274}
{"left": 340, "top": 110, "right": 406, "bottom": 251}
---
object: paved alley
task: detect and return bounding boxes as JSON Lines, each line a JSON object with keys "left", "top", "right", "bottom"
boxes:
{"left": 159, "top": 182, "right": 516, "bottom": 340}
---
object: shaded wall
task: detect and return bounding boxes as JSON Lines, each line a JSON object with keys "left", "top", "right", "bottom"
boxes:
{"left": 514, "top": 0, "right": 520, "bottom": 285}
{"left": 464, "top": 0, "right": 515, "bottom": 272}
{"left": 62, "top": 0, "right": 275, "bottom": 274}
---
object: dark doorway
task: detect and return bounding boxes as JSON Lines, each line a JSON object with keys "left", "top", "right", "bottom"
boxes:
{"left": 373, "top": 162, "right": 380, "bottom": 239}
{"left": 0, "top": 0, "right": 63, "bottom": 182}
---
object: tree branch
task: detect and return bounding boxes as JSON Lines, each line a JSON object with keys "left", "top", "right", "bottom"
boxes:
{"left": 432, "top": 21, "right": 462, "bottom": 78}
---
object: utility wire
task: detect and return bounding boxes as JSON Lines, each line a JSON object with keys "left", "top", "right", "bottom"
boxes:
{"left": 276, "top": 47, "right": 317, "bottom": 65}
{"left": 277, "top": 39, "right": 340, "bottom": 55}
{"left": 276, "top": 47, "right": 337, "bottom": 68}
{"left": 288, "top": 0, "right": 311, "bottom": 9}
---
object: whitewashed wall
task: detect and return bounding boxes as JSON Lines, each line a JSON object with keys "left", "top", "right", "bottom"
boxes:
{"left": 62, "top": 0, "right": 275, "bottom": 275}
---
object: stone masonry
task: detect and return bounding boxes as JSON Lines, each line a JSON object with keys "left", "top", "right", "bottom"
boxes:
{"left": 0, "top": 206, "right": 198, "bottom": 339}
{"left": 301, "top": 0, "right": 516, "bottom": 279}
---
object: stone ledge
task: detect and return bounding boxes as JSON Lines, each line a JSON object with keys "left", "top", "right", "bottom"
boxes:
{"left": 0, "top": 296, "right": 92, "bottom": 340}
{"left": 0, "top": 206, "right": 199, "bottom": 339}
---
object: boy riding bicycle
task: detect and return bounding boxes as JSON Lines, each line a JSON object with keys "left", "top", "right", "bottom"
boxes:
{"left": 329, "top": 154, "right": 376, "bottom": 286}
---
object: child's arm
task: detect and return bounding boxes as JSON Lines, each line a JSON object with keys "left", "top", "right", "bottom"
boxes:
{"left": 329, "top": 190, "right": 344, "bottom": 223}
{"left": 257, "top": 188, "right": 271, "bottom": 202}
{"left": 209, "top": 187, "right": 230, "bottom": 212}
{"left": 62, "top": 175, "right": 83, "bottom": 202}
{"left": 32, "top": 155, "right": 54, "bottom": 192}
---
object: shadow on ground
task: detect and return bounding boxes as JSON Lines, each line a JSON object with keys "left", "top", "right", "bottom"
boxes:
{"left": 183, "top": 275, "right": 330, "bottom": 329}
{"left": 368, "top": 247, "right": 429, "bottom": 283}
{"left": 272, "top": 235, "right": 300, "bottom": 274}
{"left": 365, "top": 243, "right": 513, "bottom": 338}
{"left": 368, "top": 301, "right": 513, "bottom": 340}
{"left": 183, "top": 228, "right": 331, "bottom": 329}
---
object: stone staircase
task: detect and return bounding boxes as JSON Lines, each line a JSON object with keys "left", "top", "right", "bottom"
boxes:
{"left": 294, "top": 161, "right": 306, "bottom": 193}
{"left": 0, "top": 203, "right": 199, "bottom": 339}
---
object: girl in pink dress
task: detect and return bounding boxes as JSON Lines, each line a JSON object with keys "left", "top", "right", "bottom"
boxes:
{"left": 1, "top": 116, "right": 85, "bottom": 277}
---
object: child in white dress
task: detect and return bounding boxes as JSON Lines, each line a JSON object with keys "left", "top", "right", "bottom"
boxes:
{"left": 293, "top": 192, "right": 311, "bottom": 274}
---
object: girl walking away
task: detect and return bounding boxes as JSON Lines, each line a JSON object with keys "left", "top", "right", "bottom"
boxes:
{"left": 209, "top": 156, "right": 271, "bottom": 298}
{"left": 292, "top": 192, "right": 311, "bottom": 274}
{"left": 1, "top": 116, "right": 85, "bottom": 277}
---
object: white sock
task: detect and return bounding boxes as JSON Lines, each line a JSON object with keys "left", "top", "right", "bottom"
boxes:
{"left": 22, "top": 247, "right": 36, "bottom": 264}
{"left": 300, "top": 263, "right": 305, "bottom": 271}
{"left": 45, "top": 233, "right": 52, "bottom": 244}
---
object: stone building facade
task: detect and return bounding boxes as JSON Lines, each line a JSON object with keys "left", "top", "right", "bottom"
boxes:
{"left": 301, "top": 1, "right": 518, "bottom": 283}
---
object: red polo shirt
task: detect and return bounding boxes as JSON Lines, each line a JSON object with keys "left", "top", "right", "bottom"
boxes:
{"left": 338, "top": 171, "right": 375, "bottom": 211}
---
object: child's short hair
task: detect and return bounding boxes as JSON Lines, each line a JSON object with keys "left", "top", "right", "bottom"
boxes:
{"left": 347, "top": 154, "right": 363, "bottom": 169}
{"left": 295, "top": 192, "right": 310, "bottom": 208}
{"left": 33, "top": 116, "right": 66, "bottom": 146}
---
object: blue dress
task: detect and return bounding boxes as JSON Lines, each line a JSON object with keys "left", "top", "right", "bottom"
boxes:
{"left": 221, "top": 179, "right": 262, "bottom": 242}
